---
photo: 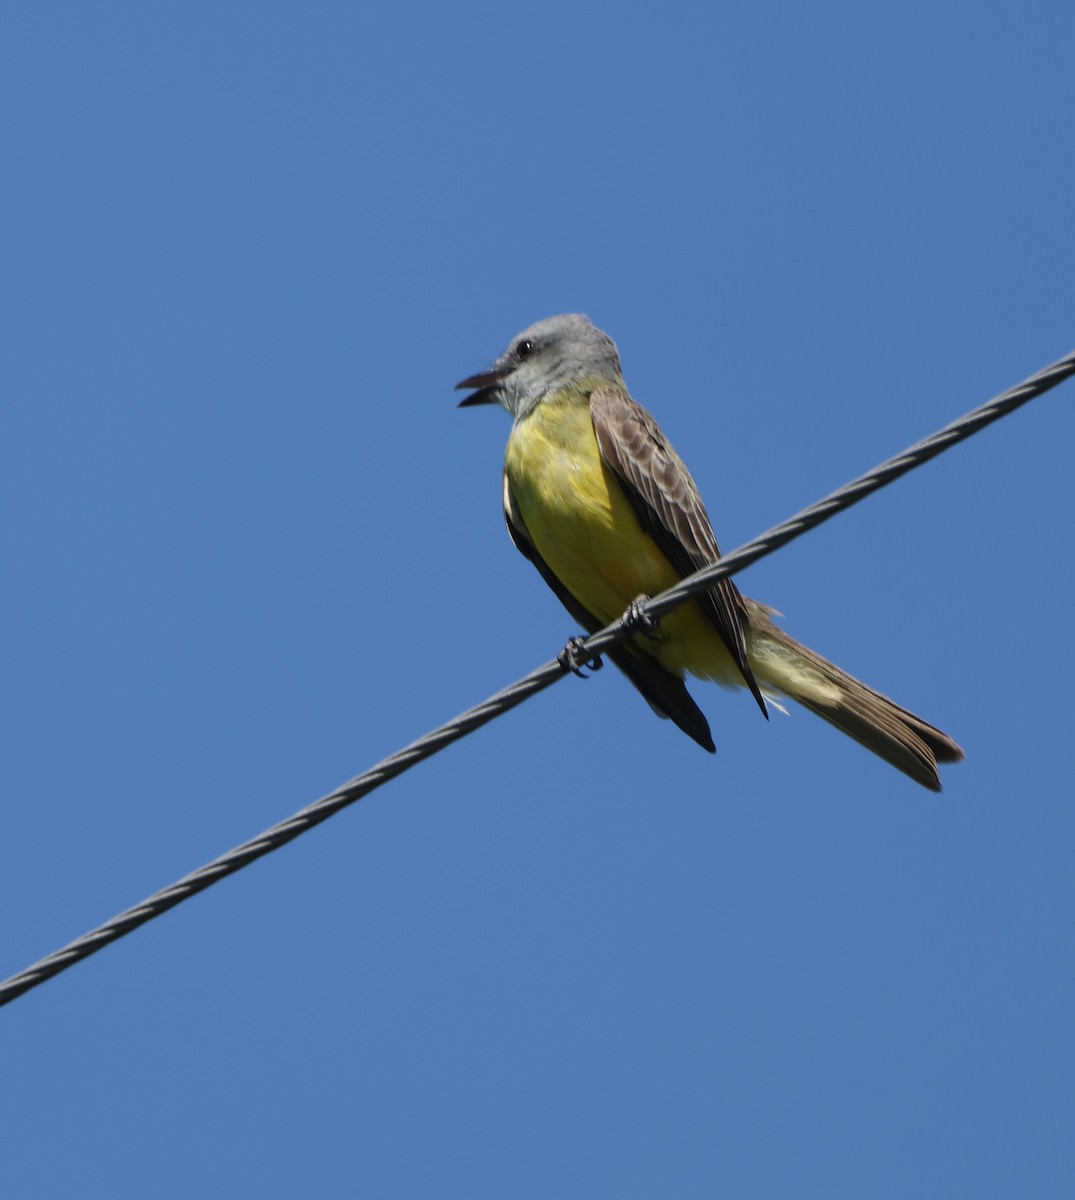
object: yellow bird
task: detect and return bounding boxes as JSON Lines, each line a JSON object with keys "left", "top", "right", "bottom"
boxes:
{"left": 458, "top": 314, "right": 963, "bottom": 790}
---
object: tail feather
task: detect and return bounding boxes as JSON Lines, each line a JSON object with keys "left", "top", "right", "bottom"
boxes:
{"left": 744, "top": 601, "right": 964, "bottom": 791}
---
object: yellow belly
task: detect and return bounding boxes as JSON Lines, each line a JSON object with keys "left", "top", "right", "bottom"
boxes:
{"left": 505, "top": 391, "right": 740, "bottom": 685}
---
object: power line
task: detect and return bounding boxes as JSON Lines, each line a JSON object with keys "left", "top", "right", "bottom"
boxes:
{"left": 594, "top": 348, "right": 1075, "bottom": 634}
{"left": 1, "top": 346, "right": 1072, "bottom": 1010}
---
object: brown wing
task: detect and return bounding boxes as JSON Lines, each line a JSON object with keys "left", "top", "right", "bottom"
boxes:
{"left": 502, "top": 473, "right": 717, "bottom": 752}
{"left": 589, "top": 385, "right": 767, "bottom": 716}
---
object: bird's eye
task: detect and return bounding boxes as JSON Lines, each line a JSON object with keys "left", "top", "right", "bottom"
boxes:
{"left": 515, "top": 338, "right": 534, "bottom": 360}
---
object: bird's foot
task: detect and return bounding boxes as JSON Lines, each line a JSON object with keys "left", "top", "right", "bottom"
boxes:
{"left": 621, "top": 594, "right": 660, "bottom": 639}
{"left": 558, "top": 636, "right": 603, "bottom": 678}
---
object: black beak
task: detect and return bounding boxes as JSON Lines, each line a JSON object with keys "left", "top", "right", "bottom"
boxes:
{"left": 456, "top": 366, "right": 508, "bottom": 408}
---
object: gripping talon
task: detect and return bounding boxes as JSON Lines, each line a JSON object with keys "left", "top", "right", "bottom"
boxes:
{"left": 622, "top": 594, "right": 660, "bottom": 639}
{"left": 558, "top": 636, "right": 603, "bottom": 677}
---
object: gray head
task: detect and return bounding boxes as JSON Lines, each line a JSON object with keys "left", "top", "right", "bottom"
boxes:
{"left": 456, "top": 314, "right": 624, "bottom": 419}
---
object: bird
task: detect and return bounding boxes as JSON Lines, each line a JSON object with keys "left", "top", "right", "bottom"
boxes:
{"left": 457, "top": 314, "right": 963, "bottom": 790}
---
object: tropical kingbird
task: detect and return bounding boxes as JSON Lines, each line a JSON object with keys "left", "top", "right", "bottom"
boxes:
{"left": 457, "top": 314, "right": 963, "bottom": 790}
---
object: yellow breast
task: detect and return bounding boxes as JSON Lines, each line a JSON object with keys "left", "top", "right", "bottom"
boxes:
{"left": 504, "top": 390, "right": 738, "bottom": 684}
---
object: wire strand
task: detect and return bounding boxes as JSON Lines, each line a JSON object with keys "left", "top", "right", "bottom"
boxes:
{"left": 1, "top": 347, "right": 1072, "bottom": 1009}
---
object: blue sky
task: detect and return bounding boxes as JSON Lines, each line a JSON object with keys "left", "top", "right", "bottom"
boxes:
{"left": 2, "top": 3, "right": 1073, "bottom": 1196}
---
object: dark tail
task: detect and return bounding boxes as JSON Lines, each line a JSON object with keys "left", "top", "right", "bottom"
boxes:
{"left": 744, "top": 601, "right": 964, "bottom": 791}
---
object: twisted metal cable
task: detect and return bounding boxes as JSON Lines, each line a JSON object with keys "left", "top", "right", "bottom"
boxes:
{"left": 586, "top": 347, "right": 1075, "bottom": 642}
{"left": 1, "top": 346, "right": 1071, "bottom": 1009}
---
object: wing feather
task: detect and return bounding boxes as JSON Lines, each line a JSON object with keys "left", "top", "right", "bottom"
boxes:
{"left": 589, "top": 386, "right": 767, "bottom": 715}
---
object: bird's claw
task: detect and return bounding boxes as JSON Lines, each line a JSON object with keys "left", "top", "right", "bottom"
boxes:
{"left": 558, "top": 636, "right": 603, "bottom": 677}
{"left": 622, "top": 594, "right": 660, "bottom": 639}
